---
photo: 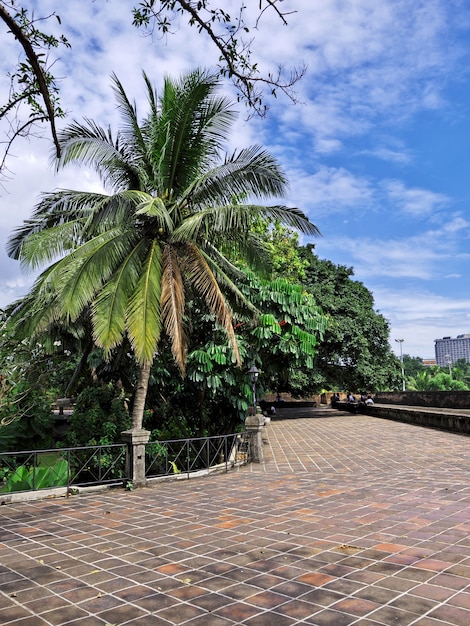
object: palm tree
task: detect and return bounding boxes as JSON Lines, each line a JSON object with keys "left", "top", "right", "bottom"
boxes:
{"left": 8, "top": 68, "right": 320, "bottom": 432}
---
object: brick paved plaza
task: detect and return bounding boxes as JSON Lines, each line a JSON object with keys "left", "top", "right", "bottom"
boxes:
{"left": 0, "top": 408, "right": 469, "bottom": 625}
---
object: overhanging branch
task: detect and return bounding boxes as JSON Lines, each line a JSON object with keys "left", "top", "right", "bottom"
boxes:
{"left": 0, "top": 3, "right": 61, "bottom": 158}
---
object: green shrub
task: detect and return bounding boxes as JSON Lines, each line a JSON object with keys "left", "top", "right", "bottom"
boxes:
{"left": 64, "top": 385, "right": 131, "bottom": 448}
{"left": 0, "top": 454, "right": 68, "bottom": 493}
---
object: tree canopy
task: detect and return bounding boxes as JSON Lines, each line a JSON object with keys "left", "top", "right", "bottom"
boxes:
{"left": 299, "top": 245, "right": 400, "bottom": 392}
{"left": 7, "top": 68, "right": 320, "bottom": 433}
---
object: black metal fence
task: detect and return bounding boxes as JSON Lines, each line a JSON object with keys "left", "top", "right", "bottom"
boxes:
{"left": 146, "top": 432, "right": 250, "bottom": 478}
{"left": 0, "top": 445, "right": 128, "bottom": 495}
{"left": 0, "top": 432, "right": 250, "bottom": 496}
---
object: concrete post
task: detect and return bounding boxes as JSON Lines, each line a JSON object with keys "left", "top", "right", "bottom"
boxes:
{"left": 245, "top": 412, "right": 265, "bottom": 463}
{"left": 262, "top": 416, "right": 270, "bottom": 444}
{"left": 121, "top": 429, "right": 151, "bottom": 487}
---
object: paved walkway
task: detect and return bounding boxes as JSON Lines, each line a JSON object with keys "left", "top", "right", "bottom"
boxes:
{"left": 1, "top": 408, "right": 469, "bottom": 625}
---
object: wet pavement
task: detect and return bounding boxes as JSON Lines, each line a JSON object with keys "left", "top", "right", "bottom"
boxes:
{"left": 0, "top": 407, "right": 469, "bottom": 625}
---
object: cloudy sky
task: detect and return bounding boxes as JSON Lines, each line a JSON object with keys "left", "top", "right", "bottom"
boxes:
{"left": 1, "top": 0, "right": 470, "bottom": 360}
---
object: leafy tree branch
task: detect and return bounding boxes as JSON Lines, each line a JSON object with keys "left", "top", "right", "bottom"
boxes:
{"left": 1, "top": 1, "right": 305, "bottom": 177}
{"left": 0, "top": 1, "right": 69, "bottom": 176}
{"left": 132, "top": 0, "right": 306, "bottom": 117}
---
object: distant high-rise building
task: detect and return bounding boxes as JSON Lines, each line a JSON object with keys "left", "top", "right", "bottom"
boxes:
{"left": 434, "top": 334, "right": 470, "bottom": 367}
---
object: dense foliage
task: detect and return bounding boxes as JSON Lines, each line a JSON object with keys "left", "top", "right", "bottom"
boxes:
{"left": 407, "top": 368, "right": 469, "bottom": 391}
{"left": 6, "top": 69, "right": 321, "bottom": 443}
{"left": 64, "top": 385, "right": 131, "bottom": 448}
{"left": 299, "top": 245, "right": 401, "bottom": 393}
{"left": 0, "top": 314, "right": 78, "bottom": 451}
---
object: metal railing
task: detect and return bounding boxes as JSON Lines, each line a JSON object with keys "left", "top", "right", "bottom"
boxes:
{"left": 0, "top": 445, "right": 128, "bottom": 495}
{"left": 0, "top": 431, "right": 250, "bottom": 495}
{"left": 146, "top": 432, "right": 250, "bottom": 479}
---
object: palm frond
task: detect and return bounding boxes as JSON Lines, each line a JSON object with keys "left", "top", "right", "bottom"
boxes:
{"left": 172, "top": 203, "right": 320, "bottom": 242}
{"left": 56, "top": 117, "right": 143, "bottom": 190}
{"left": 6, "top": 190, "right": 110, "bottom": 260}
{"left": 198, "top": 246, "right": 260, "bottom": 318}
{"left": 92, "top": 239, "right": 150, "bottom": 357}
{"left": 161, "top": 245, "right": 187, "bottom": 375}
{"left": 110, "top": 72, "right": 147, "bottom": 157}
{"left": 15, "top": 221, "right": 83, "bottom": 271}
{"left": 56, "top": 118, "right": 116, "bottom": 166}
{"left": 7, "top": 264, "right": 65, "bottom": 336}
{"left": 213, "top": 231, "right": 274, "bottom": 277}
{"left": 187, "top": 146, "right": 288, "bottom": 206}
{"left": 126, "top": 239, "right": 163, "bottom": 364}
{"left": 183, "top": 242, "right": 241, "bottom": 366}
{"left": 53, "top": 229, "right": 135, "bottom": 320}
{"left": 258, "top": 205, "right": 321, "bottom": 236}
{"left": 154, "top": 69, "right": 236, "bottom": 196}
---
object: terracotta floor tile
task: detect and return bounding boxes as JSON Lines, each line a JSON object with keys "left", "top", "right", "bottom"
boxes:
{"left": 331, "top": 596, "right": 380, "bottom": 616}
{"left": 296, "top": 571, "right": 335, "bottom": 586}
{"left": 38, "top": 605, "right": 91, "bottom": 625}
{"left": 243, "top": 612, "right": 296, "bottom": 625}
{"left": 183, "top": 615, "right": 233, "bottom": 626}
{"left": 23, "top": 595, "right": 72, "bottom": 614}
{"left": 124, "top": 617, "right": 173, "bottom": 626}
{"left": 0, "top": 410, "right": 469, "bottom": 626}
{"left": 411, "top": 583, "right": 457, "bottom": 602}
{"left": 275, "top": 598, "right": 321, "bottom": 619}
{"left": 216, "top": 601, "right": 261, "bottom": 621}
{"left": 305, "top": 607, "right": 359, "bottom": 626}
{"left": 96, "top": 603, "right": 148, "bottom": 623}
{"left": 353, "top": 585, "right": 401, "bottom": 605}
{"left": 0, "top": 605, "right": 34, "bottom": 622}
{"left": 369, "top": 605, "right": 418, "bottom": 626}
{"left": 428, "top": 572, "right": 470, "bottom": 590}
{"left": 3, "top": 618, "right": 51, "bottom": 626}
{"left": 76, "top": 593, "right": 124, "bottom": 613}
{"left": 449, "top": 592, "right": 470, "bottom": 610}
{"left": 245, "top": 589, "right": 289, "bottom": 609}
{"left": 427, "top": 604, "right": 470, "bottom": 626}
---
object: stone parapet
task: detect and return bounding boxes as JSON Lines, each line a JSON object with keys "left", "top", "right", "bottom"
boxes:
{"left": 334, "top": 402, "right": 470, "bottom": 435}
{"left": 373, "top": 390, "right": 470, "bottom": 409}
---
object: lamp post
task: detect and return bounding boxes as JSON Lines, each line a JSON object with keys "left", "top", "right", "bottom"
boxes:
{"left": 395, "top": 338, "right": 405, "bottom": 391}
{"left": 248, "top": 365, "right": 259, "bottom": 414}
{"left": 445, "top": 354, "right": 452, "bottom": 377}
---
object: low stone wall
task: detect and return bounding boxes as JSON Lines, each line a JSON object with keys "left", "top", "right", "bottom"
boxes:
{"left": 334, "top": 402, "right": 470, "bottom": 435}
{"left": 373, "top": 390, "right": 470, "bottom": 409}
{"left": 366, "top": 405, "right": 470, "bottom": 435}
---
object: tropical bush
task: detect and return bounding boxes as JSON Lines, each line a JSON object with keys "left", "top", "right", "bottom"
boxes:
{"left": 63, "top": 384, "right": 131, "bottom": 448}
{"left": 0, "top": 454, "right": 68, "bottom": 493}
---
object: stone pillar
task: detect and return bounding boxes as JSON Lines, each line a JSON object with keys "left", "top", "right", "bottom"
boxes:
{"left": 262, "top": 416, "right": 270, "bottom": 444}
{"left": 121, "top": 429, "right": 151, "bottom": 487}
{"left": 245, "top": 412, "right": 265, "bottom": 463}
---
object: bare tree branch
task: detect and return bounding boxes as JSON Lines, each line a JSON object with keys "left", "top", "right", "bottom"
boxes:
{"left": 0, "top": 3, "right": 61, "bottom": 156}
{"left": 1, "top": 1, "right": 305, "bottom": 178}
{"left": 0, "top": 1, "right": 70, "bottom": 181}
{"left": 132, "top": 0, "right": 306, "bottom": 117}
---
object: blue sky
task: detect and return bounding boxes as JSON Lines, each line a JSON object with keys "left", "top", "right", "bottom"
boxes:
{"left": 1, "top": 0, "right": 470, "bottom": 360}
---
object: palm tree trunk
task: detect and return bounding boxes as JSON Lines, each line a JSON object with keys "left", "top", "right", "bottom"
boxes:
{"left": 131, "top": 360, "right": 152, "bottom": 430}
{"left": 64, "top": 338, "right": 93, "bottom": 397}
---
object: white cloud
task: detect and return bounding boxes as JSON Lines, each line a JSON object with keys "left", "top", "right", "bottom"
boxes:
{"left": 319, "top": 237, "right": 440, "bottom": 280}
{"left": 382, "top": 180, "right": 451, "bottom": 217}
{"left": 264, "top": 0, "right": 469, "bottom": 152}
{"left": 316, "top": 212, "right": 470, "bottom": 282}
{"left": 373, "top": 286, "right": 470, "bottom": 358}
{"left": 286, "top": 166, "right": 375, "bottom": 220}
{"left": 359, "top": 147, "right": 412, "bottom": 165}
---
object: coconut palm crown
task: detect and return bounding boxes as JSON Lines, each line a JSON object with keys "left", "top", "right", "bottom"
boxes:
{"left": 8, "top": 69, "right": 320, "bottom": 430}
